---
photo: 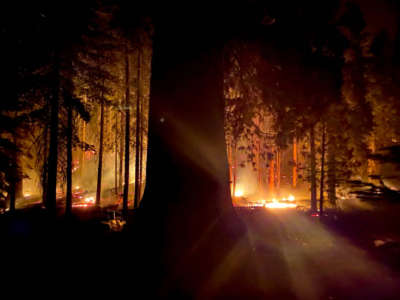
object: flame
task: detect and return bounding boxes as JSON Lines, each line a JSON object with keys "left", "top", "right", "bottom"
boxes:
{"left": 265, "top": 196, "right": 297, "bottom": 209}
{"left": 24, "top": 193, "right": 31, "bottom": 198}
{"left": 84, "top": 196, "right": 95, "bottom": 204}
{"left": 234, "top": 189, "right": 244, "bottom": 197}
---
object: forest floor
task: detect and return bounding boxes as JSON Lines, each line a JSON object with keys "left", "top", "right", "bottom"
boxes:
{"left": 1, "top": 204, "right": 400, "bottom": 299}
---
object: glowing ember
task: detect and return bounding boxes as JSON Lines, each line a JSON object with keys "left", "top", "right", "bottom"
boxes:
{"left": 288, "top": 195, "right": 295, "bottom": 202}
{"left": 73, "top": 203, "right": 89, "bottom": 208}
{"left": 24, "top": 193, "right": 31, "bottom": 198}
{"left": 234, "top": 189, "right": 244, "bottom": 197}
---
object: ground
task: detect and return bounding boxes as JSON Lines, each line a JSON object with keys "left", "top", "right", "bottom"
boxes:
{"left": 1, "top": 204, "right": 400, "bottom": 299}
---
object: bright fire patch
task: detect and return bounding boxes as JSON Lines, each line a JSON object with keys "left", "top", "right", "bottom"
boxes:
{"left": 234, "top": 189, "right": 244, "bottom": 197}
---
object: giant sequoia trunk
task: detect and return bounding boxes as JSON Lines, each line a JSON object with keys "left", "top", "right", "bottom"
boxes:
{"left": 140, "top": 7, "right": 241, "bottom": 270}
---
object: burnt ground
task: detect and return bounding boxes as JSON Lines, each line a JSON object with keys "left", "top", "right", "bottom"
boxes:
{"left": 1, "top": 205, "right": 400, "bottom": 299}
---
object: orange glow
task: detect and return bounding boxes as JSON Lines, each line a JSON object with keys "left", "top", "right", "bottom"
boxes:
{"left": 265, "top": 202, "right": 297, "bottom": 209}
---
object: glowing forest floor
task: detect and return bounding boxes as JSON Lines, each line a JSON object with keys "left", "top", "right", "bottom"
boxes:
{"left": 1, "top": 205, "right": 400, "bottom": 299}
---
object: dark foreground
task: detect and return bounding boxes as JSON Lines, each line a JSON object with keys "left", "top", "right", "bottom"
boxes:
{"left": 1, "top": 205, "right": 400, "bottom": 299}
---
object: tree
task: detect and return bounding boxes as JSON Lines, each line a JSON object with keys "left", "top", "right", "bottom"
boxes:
{"left": 134, "top": 48, "right": 141, "bottom": 208}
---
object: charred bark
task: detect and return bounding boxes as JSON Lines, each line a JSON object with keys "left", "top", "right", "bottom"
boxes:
{"left": 123, "top": 47, "right": 130, "bottom": 218}
{"left": 319, "top": 123, "right": 326, "bottom": 214}
{"left": 141, "top": 10, "right": 242, "bottom": 250}
{"left": 95, "top": 95, "right": 105, "bottom": 208}
{"left": 310, "top": 124, "right": 317, "bottom": 212}
{"left": 66, "top": 96, "right": 73, "bottom": 216}
{"left": 134, "top": 49, "right": 141, "bottom": 209}
{"left": 328, "top": 135, "right": 337, "bottom": 207}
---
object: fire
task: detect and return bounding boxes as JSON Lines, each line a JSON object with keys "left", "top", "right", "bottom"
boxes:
{"left": 264, "top": 196, "right": 297, "bottom": 209}
{"left": 84, "top": 196, "right": 95, "bottom": 204}
{"left": 234, "top": 189, "right": 244, "bottom": 197}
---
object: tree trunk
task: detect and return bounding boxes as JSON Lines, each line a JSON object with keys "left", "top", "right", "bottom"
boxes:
{"left": 138, "top": 61, "right": 145, "bottom": 203}
{"left": 135, "top": 6, "right": 255, "bottom": 296}
{"left": 327, "top": 135, "right": 337, "bottom": 207}
{"left": 257, "top": 139, "right": 262, "bottom": 195}
{"left": 293, "top": 137, "right": 297, "bottom": 188}
{"left": 114, "top": 108, "right": 118, "bottom": 195}
{"left": 119, "top": 108, "right": 124, "bottom": 194}
{"left": 96, "top": 96, "right": 105, "bottom": 207}
{"left": 46, "top": 55, "right": 60, "bottom": 213}
{"left": 140, "top": 12, "right": 240, "bottom": 247}
{"left": 42, "top": 126, "right": 49, "bottom": 206}
{"left": 319, "top": 123, "right": 326, "bottom": 214}
{"left": 269, "top": 155, "right": 275, "bottom": 196}
{"left": 8, "top": 133, "right": 22, "bottom": 212}
{"left": 66, "top": 97, "right": 73, "bottom": 216}
{"left": 123, "top": 47, "right": 130, "bottom": 218}
{"left": 276, "top": 149, "right": 281, "bottom": 194}
{"left": 232, "top": 142, "right": 237, "bottom": 198}
{"left": 134, "top": 49, "right": 141, "bottom": 209}
{"left": 310, "top": 125, "right": 317, "bottom": 212}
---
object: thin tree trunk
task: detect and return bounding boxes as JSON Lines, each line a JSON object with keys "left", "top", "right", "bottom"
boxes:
{"left": 79, "top": 94, "right": 87, "bottom": 180}
{"left": 134, "top": 49, "right": 141, "bottom": 209}
{"left": 8, "top": 136, "right": 17, "bottom": 212}
{"left": 269, "top": 155, "right": 275, "bottom": 196}
{"left": 119, "top": 109, "right": 124, "bottom": 194}
{"left": 327, "top": 135, "right": 337, "bottom": 207}
{"left": 96, "top": 96, "right": 105, "bottom": 208}
{"left": 123, "top": 47, "right": 131, "bottom": 218}
{"left": 66, "top": 97, "right": 73, "bottom": 216}
{"left": 138, "top": 68, "right": 145, "bottom": 202}
{"left": 257, "top": 139, "right": 262, "bottom": 195}
{"left": 276, "top": 149, "right": 281, "bottom": 194}
{"left": 227, "top": 143, "right": 233, "bottom": 195}
{"left": 42, "top": 126, "right": 49, "bottom": 206}
{"left": 293, "top": 137, "right": 297, "bottom": 188}
{"left": 9, "top": 133, "right": 22, "bottom": 212}
{"left": 310, "top": 125, "right": 317, "bottom": 212}
{"left": 319, "top": 123, "right": 326, "bottom": 214}
{"left": 46, "top": 54, "right": 60, "bottom": 213}
{"left": 232, "top": 142, "right": 237, "bottom": 198}
{"left": 115, "top": 108, "right": 118, "bottom": 196}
